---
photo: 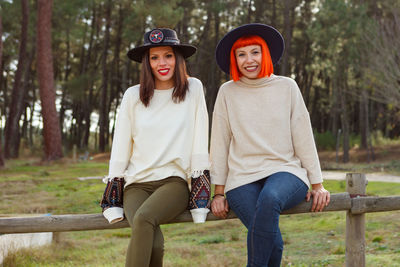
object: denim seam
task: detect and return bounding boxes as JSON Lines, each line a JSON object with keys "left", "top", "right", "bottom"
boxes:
{"left": 250, "top": 211, "right": 256, "bottom": 267}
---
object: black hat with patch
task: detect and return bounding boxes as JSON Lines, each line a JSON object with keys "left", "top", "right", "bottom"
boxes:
{"left": 127, "top": 28, "right": 197, "bottom": 63}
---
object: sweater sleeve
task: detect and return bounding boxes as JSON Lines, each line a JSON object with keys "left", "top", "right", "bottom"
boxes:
{"left": 106, "top": 89, "right": 134, "bottom": 180}
{"left": 210, "top": 87, "right": 231, "bottom": 186}
{"left": 190, "top": 79, "right": 210, "bottom": 177}
{"left": 290, "top": 81, "right": 323, "bottom": 184}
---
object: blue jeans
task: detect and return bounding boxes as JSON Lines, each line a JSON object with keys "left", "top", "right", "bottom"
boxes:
{"left": 226, "top": 172, "right": 308, "bottom": 267}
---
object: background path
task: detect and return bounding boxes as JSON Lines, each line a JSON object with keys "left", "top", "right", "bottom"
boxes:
{"left": 322, "top": 171, "right": 400, "bottom": 183}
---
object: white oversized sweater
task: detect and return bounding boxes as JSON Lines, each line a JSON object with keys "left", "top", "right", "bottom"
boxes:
{"left": 210, "top": 75, "right": 323, "bottom": 193}
{"left": 107, "top": 77, "right": 209, "bottom": 186}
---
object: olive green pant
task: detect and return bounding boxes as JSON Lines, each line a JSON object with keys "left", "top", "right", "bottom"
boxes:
{"left": 123, "top": 176, "right": 189, "bottom": 267}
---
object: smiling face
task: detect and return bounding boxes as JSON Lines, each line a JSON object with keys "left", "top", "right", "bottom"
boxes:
{"left": 234, "top": 44, "right": 262, "bottom": 79}
{"left": 149, "top": 46, "right": 176, "bottom": 89}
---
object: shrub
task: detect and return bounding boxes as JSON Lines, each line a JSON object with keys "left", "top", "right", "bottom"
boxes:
{"left": 314, "top": 131, "right": 336, "bottom": 150}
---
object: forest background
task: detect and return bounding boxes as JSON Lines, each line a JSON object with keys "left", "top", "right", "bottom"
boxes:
{"left": 1, "top": 0, "right": 400, "bottom": 266}
{"left": 0, "top": 0, "right": 400, "bottom": 164}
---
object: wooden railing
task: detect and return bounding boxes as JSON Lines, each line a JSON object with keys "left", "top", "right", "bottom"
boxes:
{"left": 1, "top": 173, "right": 400, "bottom": 267}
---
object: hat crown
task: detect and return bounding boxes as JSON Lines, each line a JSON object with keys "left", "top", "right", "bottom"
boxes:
{"left": 143, "top": 28, "right": 180, "bottom": 46}
{"left": 127, "top": 27, "right": 196, "bottom": 62}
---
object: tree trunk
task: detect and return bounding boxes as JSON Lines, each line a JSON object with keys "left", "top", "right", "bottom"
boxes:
{"left": 28, "top": 85, "right": 36, "bottom": 148}
{"left": 0, "top": 13, "right": 4, "bottom": 167}
{"left": 4, "top": 0, "right": 29, "bottom": 159}
{"left": 359, "top": 91, "right": 368, "bottom": 149}
{"left": 0, "top": 11, "right": 2, "bottom": 83}
{"left": 272, "top": 0, "right": 277, "bottom": 27}
{"left": 339, "top": 82, "right": 350, "bottom": 163}
{"left": 19, "top": 35, "right": 35, "bottom": 143}
{"left": 99, "top": 0, "right": 112, "bottom": 152}
{"left": 254, "top": 0, "right": 265, "bottom": 22}
{"left": 310, "top": 82, "right": 320, "bottom": 131}
{"left": 59, "top": 27, "right": 71, "bottom": 141}
{"left": 109, "top": 4, "right": 123, "bottom": 142}
{"left": 83, "top": 81, "right": 95, "bottom": 148}
{"left": 206, "top": 8, "right": 221, "bottom": 131}
{"left": 176, "top": 1, "right": 193, "bottom": 43}
{"left": 328, "top": 76, "right": 339, "bottom": 137}
{"left": 36, "top": 0, "right": 63, "bottom": 161}
{"left": 362, "top": 90, "right": 375, "bottom": 162}
{"left": 82, "top": 1, "right": 97, "bottom": 149}
{"left": 193, "top": 3, "right": 212, "bottom": 77}
{"left": 247, "top": 0, "right": 253, "bottom": 23}
{"left": 0, "top": 12, "right": 3, "bottom": 91}
{"left": 281, "top": 0, "right": 295, "bottom": 76}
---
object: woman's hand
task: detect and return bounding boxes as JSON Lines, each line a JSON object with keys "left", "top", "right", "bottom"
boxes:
{"left": 211, "top": 195, "right": 230, "bottom": 219}
{"left": 306, "top": 183, "right": 330, "bottom": 212}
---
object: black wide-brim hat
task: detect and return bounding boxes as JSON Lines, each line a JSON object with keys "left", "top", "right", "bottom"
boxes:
{"left": 215, "top": 23, "right": 285, "bottom": 74}
{"left": 127, "top": 28, "right": 197, "bottom": 63}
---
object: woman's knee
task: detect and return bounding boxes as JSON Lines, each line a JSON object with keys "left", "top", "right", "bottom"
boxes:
{"left": 132, "top": 210, "right": 157, "bottom": 227}
{"left": 258, "top": 190, "right": 283, "bottom": 211}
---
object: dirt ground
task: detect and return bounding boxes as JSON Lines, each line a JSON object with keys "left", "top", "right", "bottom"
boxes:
{"left": 318, "top": 144, "right": 400, "bottom": 163}
{"left": 91, "top": 152, "right": 111, "bottom": 162}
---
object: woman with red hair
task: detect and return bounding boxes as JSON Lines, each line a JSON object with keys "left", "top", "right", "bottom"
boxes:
{"left": 210, "top": 24, "right": 330, "bottom": 267}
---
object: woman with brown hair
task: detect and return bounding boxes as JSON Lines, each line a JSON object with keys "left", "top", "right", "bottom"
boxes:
{"left": 104, "top": 28, "right": 209, "bottom": 267}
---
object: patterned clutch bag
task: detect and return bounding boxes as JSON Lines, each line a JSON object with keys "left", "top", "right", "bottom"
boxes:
{"left": 100, "top": 177, "right": 125, "bottom": 224}
{"left": 100, "top": 177, "right": 125, "bottom": 212}
{"left": 189, "top": 170, "right": 211, "bottom": 210}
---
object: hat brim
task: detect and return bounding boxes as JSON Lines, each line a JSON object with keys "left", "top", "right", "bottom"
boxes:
{"left": 215, "top": 23, "right": 285, "bottom": 74}
{"left": 127, "top": 44, "right": 197, "bottom": 63}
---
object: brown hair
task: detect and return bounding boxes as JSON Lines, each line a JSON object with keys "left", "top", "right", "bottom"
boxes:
{"left": 139, "top": 47, "right": 189, "bottom": 107}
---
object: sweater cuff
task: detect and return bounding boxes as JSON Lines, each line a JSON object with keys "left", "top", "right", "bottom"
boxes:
{"left": 308, "top": 176, "right": 323, "bottom": 185}
{"left": 191, "top": 169, "right": 207, "bottom": 178}
{"left": 106, "top": 160, "right": 128, "bottom": 183}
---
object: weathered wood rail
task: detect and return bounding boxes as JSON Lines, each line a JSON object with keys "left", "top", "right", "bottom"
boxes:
{"left": 1, "top": 173, "right": 400, "bottom": 267}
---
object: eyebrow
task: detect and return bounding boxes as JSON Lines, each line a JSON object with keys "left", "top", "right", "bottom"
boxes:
{"left": 236, "top": 47, "right": 260, "bottom": 53}
{"left": 150, "top": 50, "right": 174, "bottom": 56}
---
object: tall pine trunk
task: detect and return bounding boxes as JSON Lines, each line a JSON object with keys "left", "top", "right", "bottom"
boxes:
{"left": 281, "top": 0, "right": 295, "bottom": 75}
{"left": 0, "top": 13, "right": 4, "bottom": 167}
{"left": 99, "top": 0, "right": 111, "bottom": 152}
{"left": 82, "top": 1, "right": 97, "bottom": 149}
{"left": 110, "top": 4, "right": 124, "bottom": 140}
{"left": 206, "top": 9, "right": 221, "bottom": 132}
{"left": 340, "top": 86, "right": 350, "bottom": 163}
{"left": 359, "top": 91, "right": 368, "bottom": 149}
{"left": 37, "top": 0, "right": 63, "bottom": 160}
{"left": 338, "top": 74, "right": 350, "bottom": 163}
{"left": 4, "top": 0, "right": 29, "bottom": 159}
{"left": 59, "top": 27, "right": 71, "bottom": 142}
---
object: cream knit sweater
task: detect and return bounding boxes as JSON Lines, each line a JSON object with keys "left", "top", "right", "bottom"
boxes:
{"left": 210, "top": 75, "right": 323, "bottom": 193}
{"left": 107, "top": 77, "right": 209, "bottom": 186}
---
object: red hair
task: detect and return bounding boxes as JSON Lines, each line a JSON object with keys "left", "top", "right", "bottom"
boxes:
{"left": 229, "top": 35, "right": 274, "bottom": 81}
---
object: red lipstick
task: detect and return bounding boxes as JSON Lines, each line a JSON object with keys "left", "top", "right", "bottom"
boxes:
{"left": 158, "top": 68, "right": 170, "bottom": 76}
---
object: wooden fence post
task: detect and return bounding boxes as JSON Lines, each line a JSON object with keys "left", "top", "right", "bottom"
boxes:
{"left": 346, "top": 173, "right": 367, "bottom": 267}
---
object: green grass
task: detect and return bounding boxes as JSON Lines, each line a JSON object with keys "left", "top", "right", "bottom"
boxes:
{"left": 1, "top": 158, "right": 400, "bottom": 266}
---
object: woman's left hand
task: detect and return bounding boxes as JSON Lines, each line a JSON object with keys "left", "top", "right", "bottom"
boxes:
{"left": 211, "top": 195, "right": 229, "bottom": 219}
{"left": 306, "top": 183, "right": 330, "bottom": 212}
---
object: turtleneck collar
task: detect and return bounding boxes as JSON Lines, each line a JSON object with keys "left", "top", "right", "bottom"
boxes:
{"left": 236, "top": 74, "right": 277, "bottom": 88}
